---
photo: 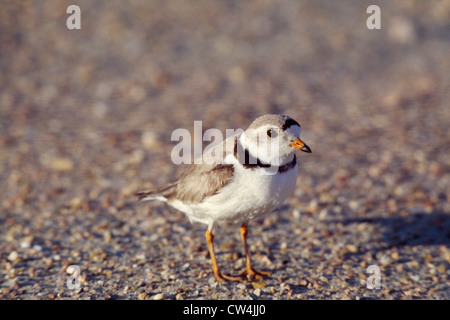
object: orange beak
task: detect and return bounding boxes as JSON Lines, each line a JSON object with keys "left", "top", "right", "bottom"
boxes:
{"left": 290, "top": 138, "right": 312, "bottom": 153}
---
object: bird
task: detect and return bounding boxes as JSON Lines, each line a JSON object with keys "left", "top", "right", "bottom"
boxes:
{"left": 135, "top": 114, "right": 311, "bottom": 282}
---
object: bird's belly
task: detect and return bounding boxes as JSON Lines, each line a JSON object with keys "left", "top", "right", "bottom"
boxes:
{"left": 203, "top": 165, "right": 298, "bottom": 224}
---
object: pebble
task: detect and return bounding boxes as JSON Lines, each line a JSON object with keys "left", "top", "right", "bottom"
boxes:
{"left": 252, "top": 281, "right": 267, "bottom": 290}
{"left": 20, "top": 236, "right": 33, "bottom": 249}
{"left": 348, "top": 200, "right": 360, "bottom": 211}
{"left": 391, "top": 251, "right": 400, "bottom": 260}
{"left": 48, "top": 157, "right": 74, "bottom": 172}
{"left": 137, "top": 292, "right": 148, "bottom": 300}
{"left": 141, "top": 131, "right": 159, "bottom": 150}
{"left": 176, "top": 293, "right": 184, "bottom": 300}
{"left": 152, "top": 293, "right": 165, "bottom": 300}
{"left": 7, "top": 251, "right": 19, "bottom": 262}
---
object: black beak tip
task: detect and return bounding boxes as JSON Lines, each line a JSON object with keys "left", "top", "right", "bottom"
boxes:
{"left": 301, "top": 144, "right": 312, "bottom": 153}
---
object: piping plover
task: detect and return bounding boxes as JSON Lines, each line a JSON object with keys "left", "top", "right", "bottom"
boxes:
{"left": 136, "top": 114, "right": 311, "bottom": 282}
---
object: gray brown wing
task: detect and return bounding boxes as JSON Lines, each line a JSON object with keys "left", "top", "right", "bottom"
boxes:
{"left": 135, "top": 163, "right": 234, "bottom": 204}
{"left": 173, "top": 163, "right": 234, "bottom": 204}
{"left": 136, "top": 135, "right": 237, "bottom": 203}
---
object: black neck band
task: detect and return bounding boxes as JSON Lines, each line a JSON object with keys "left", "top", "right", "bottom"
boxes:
{"left": 233, "top": 137, "right": 297, "bottom": 172}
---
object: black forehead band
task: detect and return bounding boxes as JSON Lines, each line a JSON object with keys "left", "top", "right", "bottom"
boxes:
{"left": 281, "top": 118, "right": 300, "bottom": 131}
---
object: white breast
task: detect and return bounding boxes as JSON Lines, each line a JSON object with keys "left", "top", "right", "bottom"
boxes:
{"left": 183, "top": 156, "right": 298, "bottom": 228}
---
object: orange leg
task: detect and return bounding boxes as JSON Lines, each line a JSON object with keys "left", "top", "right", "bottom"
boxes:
{"left": 239, "top": 223, "right": 272, "bottom": 281}
{"left": 205, "top": 229, "right": 242, "bottom": 282}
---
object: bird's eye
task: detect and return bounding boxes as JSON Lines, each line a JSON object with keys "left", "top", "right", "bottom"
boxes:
{"left": 267, "top": 129, "right": 278, "bottom": 138}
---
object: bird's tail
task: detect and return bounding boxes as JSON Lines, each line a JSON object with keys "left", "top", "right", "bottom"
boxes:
{"left": 134, "top": 183, "right": 177, "bottom": 202}
{"left": 134, "top": 190, "right": 162, "bottom": 202}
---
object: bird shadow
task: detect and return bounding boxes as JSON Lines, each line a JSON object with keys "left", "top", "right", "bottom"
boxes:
{"left": 278, "top": 210, "right": 449, "bottom": 297}
{"left": 336, "top": 210, "right": 450, "bottom": 252}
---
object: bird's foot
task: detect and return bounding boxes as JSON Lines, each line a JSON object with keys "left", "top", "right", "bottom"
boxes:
{"left": 239, "top": 267, "right": 272, "bottom": 281}
{"left": 213, "top": 271, "right": 244, "bottom": 282}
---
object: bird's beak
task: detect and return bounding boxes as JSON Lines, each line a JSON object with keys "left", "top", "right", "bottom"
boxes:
{"left": 290, "top": 138, "right": 312, "bottom": 153}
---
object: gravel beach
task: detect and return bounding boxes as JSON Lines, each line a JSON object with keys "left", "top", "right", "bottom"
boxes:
{"left": 0, "top": 0, "right": 449, "bottom": 300}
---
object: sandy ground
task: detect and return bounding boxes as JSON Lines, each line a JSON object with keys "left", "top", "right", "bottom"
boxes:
{"left": 0, "top": 0, "right": 449, "bottom": 299}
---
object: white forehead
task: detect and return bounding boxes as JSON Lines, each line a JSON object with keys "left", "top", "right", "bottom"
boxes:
{"left": 285, "top": 123, "right": 301, "bottom": 136}
{"left": 248, "top": 114, "right": 300, "bottom": 130}
{"left": 248, "top": 122, "right": 301, "bottom": 133}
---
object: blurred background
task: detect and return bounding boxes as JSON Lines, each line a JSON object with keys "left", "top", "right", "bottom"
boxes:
{"left": 0, "top": 0, "right": 449, "bottom": 299}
